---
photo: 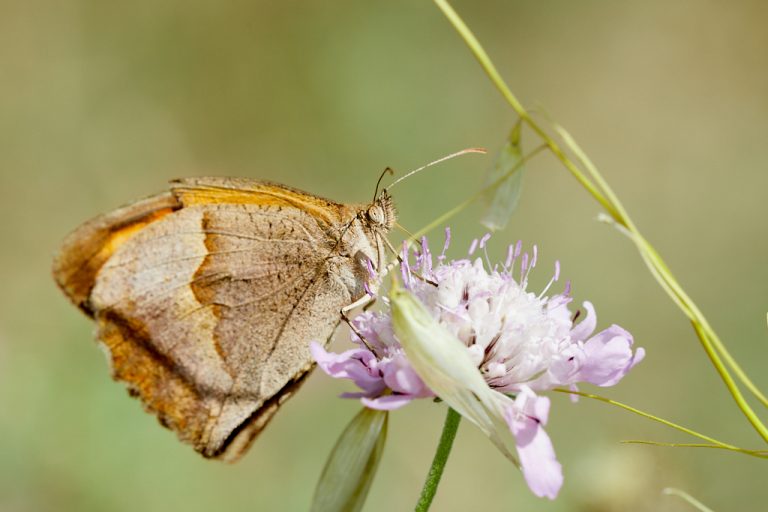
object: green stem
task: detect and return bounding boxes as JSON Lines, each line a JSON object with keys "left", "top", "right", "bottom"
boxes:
{"left": 415, "top": 408, "right": 462, "bottom": 512}
{"left": 432, "top": 0, "right": 768, "bottom": 443}
{"left": 554, "top": 388, "right": 767, "bottom": 456}
{"left": 560, "top": 125, "right": 768, "bottom": 410}
{"left": 662, "top": 488, "right": 715, "bottom": 512}
{"left": 689, "top": 321, "right": 768, "bottom": 441}
{"left": 622, "top": 440, "right": 768, "bottom": 458}
{"left": 431, "top": 0, "right": 621, "bottom": 223}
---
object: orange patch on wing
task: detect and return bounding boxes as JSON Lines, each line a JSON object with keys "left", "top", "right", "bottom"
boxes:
{"left": 98, "top": 309, "right": 208, "bottom": 447}
{"left": 97, "top": 208, "right": 176, "bottom": 262}
{"left": 53, "top": 202, "right": 178, "bottom": 314}
{"left": 173, "top": 184, "right": 343, "bottom": 226}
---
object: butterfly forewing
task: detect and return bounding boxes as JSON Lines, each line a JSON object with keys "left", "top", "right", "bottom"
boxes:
{"left": 53, "top": 177, "right": 388, "bottom": 460}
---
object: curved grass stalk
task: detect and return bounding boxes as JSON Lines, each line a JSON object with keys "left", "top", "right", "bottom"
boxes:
{"left": 432, "top": 0, "right": 768, "bottom": 443}
{"left": 554, "top": 388, "right": 766, "bottom": 460}
{"left": 431, "top": 0, "right": 618, "bottom": 222}
{"left": 560, "top": 125, "right": 768, "bottom": 410}
{"left": 662, "top": 488, "right": 716, "bottom": 512}
{"left": 623, "top": 440, "right": 768, "bottom": 459}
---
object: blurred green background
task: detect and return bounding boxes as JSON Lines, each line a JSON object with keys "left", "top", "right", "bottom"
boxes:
{"left": 1, "top": 1, "right": 767, "bottom": 510}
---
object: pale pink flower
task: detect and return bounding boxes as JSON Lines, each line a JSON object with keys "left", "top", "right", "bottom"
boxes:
{"left": 312, "top": 230, "right": 644, "bottom": 499}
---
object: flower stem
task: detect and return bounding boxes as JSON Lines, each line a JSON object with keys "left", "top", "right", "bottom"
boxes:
{"left": 415, "top": 408, "right": 462, "bottom": 512}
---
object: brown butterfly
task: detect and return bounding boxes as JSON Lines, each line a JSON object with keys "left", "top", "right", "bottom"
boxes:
{"left": 52, "top": 177, "right": 396, "bottom": 461}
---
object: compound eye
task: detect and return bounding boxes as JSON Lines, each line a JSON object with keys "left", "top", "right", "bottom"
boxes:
{"left": 368, "top": 205, "right": 384, "bottom": 225}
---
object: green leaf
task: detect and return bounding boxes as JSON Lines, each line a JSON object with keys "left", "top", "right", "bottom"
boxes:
{"left": 311, "top": 407, "right": 388, "bottom": 512}
{"left": 481, "top": 122, "right": 525, "bottom": 231}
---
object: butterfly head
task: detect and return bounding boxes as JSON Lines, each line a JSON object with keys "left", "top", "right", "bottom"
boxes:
{"left": 366, "top": 190, "right": 396, "bottom": 232}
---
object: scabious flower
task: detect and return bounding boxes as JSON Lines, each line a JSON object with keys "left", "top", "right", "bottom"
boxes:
{"left": 310, "top": 229, "right": 644, "bottom": 499}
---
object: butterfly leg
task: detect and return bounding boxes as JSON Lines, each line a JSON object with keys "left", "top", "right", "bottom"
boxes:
{"left": 340, "top": 294, "right": 378, "bottom": 353}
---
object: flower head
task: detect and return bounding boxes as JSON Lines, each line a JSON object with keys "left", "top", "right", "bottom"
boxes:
{"left": 311, "top": 230, "right": 644, "bottom": 499}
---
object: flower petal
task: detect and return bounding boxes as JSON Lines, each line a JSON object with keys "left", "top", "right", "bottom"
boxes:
{"left": 569, "top": 301, "right": 597, "bottom": 341}
{"left": 504, "top": 389, "right": 563, "bottom": 499}
{"left": 381, "top": 354, "right": 431, "bottom": 397}
{"left": 578, "top": 325, "right": 644, "bottom": 386}
{"left": 310, "top": 342, "right": 386, "bottom": 396}
{"left": 544, "top": 344, "right": 587, "bottom": 388}
{"left": 361, "top": 394, "right": 415, "bottom": 411}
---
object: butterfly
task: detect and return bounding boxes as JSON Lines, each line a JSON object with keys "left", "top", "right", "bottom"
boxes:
{"left": 52, "top": 177, "right": 395, "bottom": 461}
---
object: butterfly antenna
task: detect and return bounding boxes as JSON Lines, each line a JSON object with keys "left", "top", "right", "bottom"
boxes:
{"left": 372, "top": 167, "right": 395, "bottom": 203}
{"left": 385, "top": 147, "right": 487, "bottom": 191}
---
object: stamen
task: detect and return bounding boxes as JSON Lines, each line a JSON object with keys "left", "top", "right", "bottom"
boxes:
{"left": 504, "top": 244, "right": 515, "bottom": 270}
{"left": 538, "top": 261, "right": 561, "bottom": 299}
{"left": 421, "top": 236, "right": 433, "bottom": 273}
{"left": 522, "top": 245, "right": 537, "bottom": 285}
{"left": 479, "top": 233, "right": 493, "bottom": 270}
{"left": 468, "top": 238, "right": 479, "bottom": 255}
{"left": 414, "top": 245, "right": 423, "bottom": 270}
{"left": 439, "top": 227, "right": 451, "bottom": 261}
{"left": 400, "top": 240, "right": 412, "bottom": 288}
{"left": 520, "top": 252, "right": 529, "bottom": 286}
{"left": 508, "top": 240, "right": 523, "bottom": 271}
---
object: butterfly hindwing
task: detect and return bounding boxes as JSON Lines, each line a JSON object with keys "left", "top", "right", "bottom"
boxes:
{"left": 54, "top": 179, "right": 384, "bottom": 460}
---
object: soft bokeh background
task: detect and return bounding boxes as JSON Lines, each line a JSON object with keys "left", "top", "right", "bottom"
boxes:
{"left": 1, "top": 1, "right": 766, "bottom": 510}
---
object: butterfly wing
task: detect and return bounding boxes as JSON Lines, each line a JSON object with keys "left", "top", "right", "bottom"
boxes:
{"left": 54, "top": 178, "right": 365, "bottom": 460}
{"left": 52, "top": 192, "right": 181, "bottom": 314}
